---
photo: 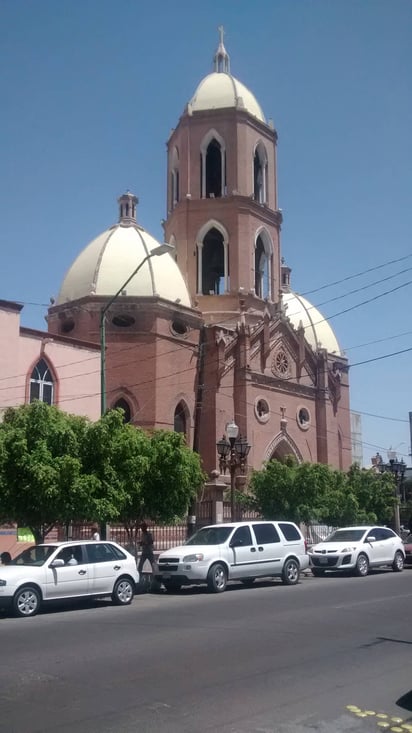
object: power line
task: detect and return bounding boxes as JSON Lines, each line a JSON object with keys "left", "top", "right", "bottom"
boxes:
{"left": 301, "top": 253, "right": 412, "bottom": 296}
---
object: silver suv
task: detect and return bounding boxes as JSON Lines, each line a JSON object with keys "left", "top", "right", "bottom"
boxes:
{"left": 156, "top": 520, "right": 309, "bottom": 593}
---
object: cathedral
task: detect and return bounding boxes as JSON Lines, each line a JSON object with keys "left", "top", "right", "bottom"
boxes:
{"left": 47, "top": 33, "right": 351, "bottom": 477}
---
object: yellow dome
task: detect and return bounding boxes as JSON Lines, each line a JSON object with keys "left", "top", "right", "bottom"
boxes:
{"left": 188, "top": 72, "right": 265, "bottom": 122}
{"left": 57, "top": 194, "right": 191, "bottom": 308}
{"left": 282, "top": 291, "right": 342, "bottom": 356}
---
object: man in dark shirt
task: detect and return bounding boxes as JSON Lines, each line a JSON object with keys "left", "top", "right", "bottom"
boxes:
{"left": 138, "top": 523, "right": 156, "bottom": 573}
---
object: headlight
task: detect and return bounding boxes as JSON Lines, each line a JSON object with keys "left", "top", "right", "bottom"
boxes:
{"left": 182, "top": 553, "right": 204, "bottom": 562}
{"left": 340, "top": 547, "right": 355, "bottom": 553}
{"left": 0, "top": 579, "right": 7, "bottom": 586}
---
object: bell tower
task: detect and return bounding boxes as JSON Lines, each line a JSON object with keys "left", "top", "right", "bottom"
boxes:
{"left": 164, "top": 30, "right": 283, "bottom": 326}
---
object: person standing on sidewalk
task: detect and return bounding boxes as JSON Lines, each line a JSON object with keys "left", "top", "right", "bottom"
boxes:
{"left": 138, "top": 523, "right": 156, "bottom": 574}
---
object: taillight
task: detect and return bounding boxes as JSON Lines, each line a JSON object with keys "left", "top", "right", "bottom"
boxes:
{"left": 304, "top": 540, "right": 308, "bottom": 553}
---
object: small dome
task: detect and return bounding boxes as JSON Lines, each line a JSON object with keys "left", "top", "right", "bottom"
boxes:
{"left": 188, "top": 72, "right": 265, "bottom": 122}
{"left": 57, "top": 195, "right": 191, "bottom": 307}
{"left": 282, "top": 291, "right": 342, "bottom": 356}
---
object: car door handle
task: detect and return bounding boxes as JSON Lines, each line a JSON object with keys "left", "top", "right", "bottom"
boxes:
{"left": 78, "top": 570, "right": 87, "bottom": 575}
{"left": 250, "top": 547, "right": 256, "bottom": 552}
{"left": 258, "top": 547, "right": 264, "bottom": 551}
{"left": 113, "top": 565, "right": 121, "bottom": 570}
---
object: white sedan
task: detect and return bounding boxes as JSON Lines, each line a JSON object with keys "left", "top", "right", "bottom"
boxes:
{"left": 308, "top": 525, "right": 405, "bottom": 577}
{"left": 0, "top": 540, "right": 139, "bottom": 617}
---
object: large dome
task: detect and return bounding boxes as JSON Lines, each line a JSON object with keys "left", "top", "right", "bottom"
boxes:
{"left": 282, "top": 291, "right": 342, "bottom": 356}
{"left": 57, "top": 193, "right": 191, "bottom": 307}
{"left": 187, "top": 33, "right": 265, "bottom": 123}
{"left": 188, "top": 72, "right": 265, "bottom": 122}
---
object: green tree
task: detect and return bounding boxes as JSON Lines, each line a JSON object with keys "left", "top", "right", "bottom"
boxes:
{"left": 0, "top": 402, "right": 92, "bottom": 542}
{"left": 118, "top": 429, "right": 205, "bottom": 554}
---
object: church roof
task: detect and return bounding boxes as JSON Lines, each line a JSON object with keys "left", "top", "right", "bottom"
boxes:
{"left": 282, "top": 291, "right": 343, "bottom": 357}
{"left": 188, "top": 72, "right": 265, "bottom": 122}
{"left": 57, "top": 193, "right": 191, "bottom": 307}
{"left": 187, "top": 29, "right": 265, "bottom": 123}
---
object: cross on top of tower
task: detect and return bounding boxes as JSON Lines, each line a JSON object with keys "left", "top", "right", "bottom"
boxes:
{"left": 214, "top": 25, "right": 230, "bottom": 74}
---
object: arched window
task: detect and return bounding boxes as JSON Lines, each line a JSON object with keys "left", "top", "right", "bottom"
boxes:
{"left": 174, "top": 402, "right": 187, "bottom": 435}
{"left": 253, "top": 142, "right": 268, "bottom": 204}
{"left": 254, "top": 231, "right": 272, "bottom": 299}
{"left": 113, "top": 398, "right": 131, "bottom": 423}
{"left": 200, "top": 227, "right": 225, "bottom": 295}
{"left": 200, "top": 130, "right": 226, "bottom": 199}
{"left": 29, "top": 358, "right": 54, "bottom": 405}
{"left": 170, "top": 147, "right": 179, "bottom": 210}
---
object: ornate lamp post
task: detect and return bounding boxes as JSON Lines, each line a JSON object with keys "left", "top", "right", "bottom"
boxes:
{"left": 216, "top": 420, "right": 251, "bottom": 522}
{"left": 100, "top": 242, "right": 174, "bottom": 416}
{"left": 372, "top": 451, "right": 406, "bottom": 535}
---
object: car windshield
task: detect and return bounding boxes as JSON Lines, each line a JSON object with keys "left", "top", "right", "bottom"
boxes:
{"left": 185, "top": 527, "right": 233, "bottom": 546}
{"left": 13, "top": 545, "right": 57, "bottom": 566}
{"left": 403, "top": 534, "right": 412, "bottom": 544}
{"left": 325, "top": 529, "right": 366, "bottom": 543}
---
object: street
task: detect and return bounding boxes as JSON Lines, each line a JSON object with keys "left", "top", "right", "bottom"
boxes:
{"left": 1, "top": 570, "right": 412, "bottom": 733}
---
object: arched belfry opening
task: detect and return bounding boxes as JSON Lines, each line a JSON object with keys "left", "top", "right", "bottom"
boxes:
{"left": 199, "top": 227, "right": 226, "bottom": 295}
{"left": 254, "top": 230, "right": 272, "bottom": 300}
{"left": 253, "top": 142, "right": 268, "bottom": 204}
{"left": 170, "top": 147, "right": 179, "bottom": 211}
{"left": 200, "top": 131, "right": 226, "bottom": 199}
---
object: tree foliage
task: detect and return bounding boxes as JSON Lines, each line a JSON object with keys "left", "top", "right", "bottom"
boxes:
{"left": 249, "top": 458, "right": 396, "bottom": 527}
{"left": 0, "top": 402, "right": 205, "bottom": 543}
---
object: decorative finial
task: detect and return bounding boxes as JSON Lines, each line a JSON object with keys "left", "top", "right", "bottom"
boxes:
{"left": 214, "top": 26, "right": 230, "bottom": 73}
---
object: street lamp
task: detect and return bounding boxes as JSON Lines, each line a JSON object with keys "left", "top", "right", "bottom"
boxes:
{"left": 372, "top": 451, "right": 406, "bottom": 535}
{"left": 100, "top": 242, "right": 174, "bottom": 416}
{"left": 216, "top": 420, "right": 251, "bottom": 522}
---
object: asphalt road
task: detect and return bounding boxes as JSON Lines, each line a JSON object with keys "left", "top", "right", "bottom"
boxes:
{"left": 1, "top": 570, "right": 412, "bottom": 733}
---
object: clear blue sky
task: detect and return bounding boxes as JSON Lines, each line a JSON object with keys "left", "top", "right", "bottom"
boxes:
{"left": 1, "top": 0, "right": 411, "bottom": 467}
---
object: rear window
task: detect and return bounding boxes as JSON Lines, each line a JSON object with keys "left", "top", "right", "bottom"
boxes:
{"left": 278, "top": 523, "right": 301, "bottom": 541}
{"left": 252, "top": 523, "right": 280, "bottom": 544}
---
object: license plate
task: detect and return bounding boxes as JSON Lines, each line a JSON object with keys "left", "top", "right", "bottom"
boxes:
{"left": 319, "top": 557, "right": 328, "bottom": 565}
{"left": 162, "top": 574, "right": 172, "bottom": 580}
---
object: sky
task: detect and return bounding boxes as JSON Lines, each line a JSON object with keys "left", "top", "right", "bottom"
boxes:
{"left": 1, "top": 0, "right": 411, "bottom": 467}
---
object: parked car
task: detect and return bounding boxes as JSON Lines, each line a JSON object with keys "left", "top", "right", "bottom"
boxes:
{"left": 155, "top": 520, "right": 309, "bottom": 593}
{"left": 308, "top": 526, "right": 405, "bottom": 577}
{"left": 0, "top": 540, "right": 139, "bottom": 617}
{"left": 402, "top": 533, "right": 412, "bottom": 565}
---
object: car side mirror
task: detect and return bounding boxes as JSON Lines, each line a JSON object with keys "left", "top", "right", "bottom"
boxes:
{"left": 50, "top": 558, "right": 65, "bottom": 568}
{"left": 366, "top": 536, "right": 376, "bottom": 543}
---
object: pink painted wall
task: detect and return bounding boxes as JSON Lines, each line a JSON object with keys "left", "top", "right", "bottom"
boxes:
{"left": 0, "top": 301, "right": 100, "bottom": 421}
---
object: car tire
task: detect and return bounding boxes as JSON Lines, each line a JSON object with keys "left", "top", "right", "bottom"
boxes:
{"left": 240, "top": 578, "right": 255, "bottom": 586}
{"left": 392, "top": 551, "right": 404, "bottom": 572}
{"left": 207, "top": 563, "right": 228, "bottom": 593}
{"left": 13, "top": 585, "right": 41, "bottom": 618}
{"left": 354, "top": 553, "right": 369, "bottom": 577}
{"left": 311, "top": 568, "right": 325, "bottom": 577}
{"left": 163, "top": 581, "right": 182, "bottom": 593}
{"left": 112, "top": 577, "right": 135, "bottom": 606}
{"left": 282, "top": 558, "right": 300, "bottom": 585}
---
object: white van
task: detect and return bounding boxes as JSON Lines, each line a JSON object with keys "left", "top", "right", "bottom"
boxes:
{"left": 155, "top": 520, "right": 309, "bottom": 593}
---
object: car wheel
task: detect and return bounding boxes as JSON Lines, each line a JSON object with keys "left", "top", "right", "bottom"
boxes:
{"left": 240, "top": 578, "right": 255, "bottom": 587}
{"left": 392, "top": 551, "right": 404, "bottom": 572}
{"left": 163, "top": 581, "right": 182, "bottom": 593}
{"left": 282, "top": 558, "right": 300, "bottom": 585}
{"left": 311, "top": 568, "right": 325, "bottom": 577}
{"left": 354, "top": 553, "right": 369, "bottom": 577}
{"left": 207, "top": 563, "right": 228, "bottom": 593}
{"left": 13, "top": 585, "right": 41, "bottom": 618}
{"left": 112, "top": 577, "right": 134, "bottom": 606}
